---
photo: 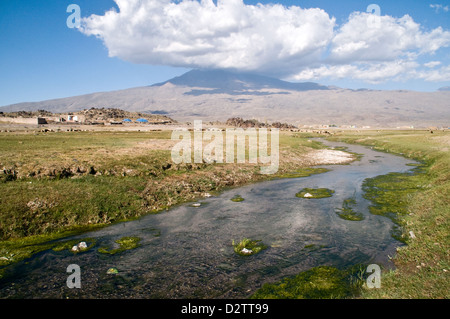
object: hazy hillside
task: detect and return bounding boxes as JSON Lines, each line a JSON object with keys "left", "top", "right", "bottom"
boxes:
{"left": 152, "top": 69, "right": 330, "bottom": 94}
{"left": 1, "top": 70, "right": 449, "bottom": 128}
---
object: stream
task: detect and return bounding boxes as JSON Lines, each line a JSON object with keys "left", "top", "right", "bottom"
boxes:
{"left": 0, "top": 139, "right": 418, "bottom": 299}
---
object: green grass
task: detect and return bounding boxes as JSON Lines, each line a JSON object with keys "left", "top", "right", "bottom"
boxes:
{"left": 232, "top": 238, "right": 267, "bottom": 256}
{"left": 0, "top": 175, "right": 148, "bottom": 240}
{"left": 295, "top": 187, "right": 335, "bottom": 199}
{"left": 251, "top": 265, "right": 367, "bottom": 299}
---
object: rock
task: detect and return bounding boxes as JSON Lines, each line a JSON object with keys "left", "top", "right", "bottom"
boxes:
{"left": 191, "top": 203, "right": 201, "bottom": 207}
{"left": 71, "top": 241, "right": 88, "bottom": 252}
{"left": 409, "top": 231, "right": 416, "bottom": 239}
{"left": 78, "top": 242, "right": 88, "bottom": 249}
{"left": 303, "top": 193, "right": 313, "bottom": 198}
{"left": 71, "top": 245, "right": 79, "bottom": 252}
{"left": 240, "top": 248, "right": 253, "bottom": 255}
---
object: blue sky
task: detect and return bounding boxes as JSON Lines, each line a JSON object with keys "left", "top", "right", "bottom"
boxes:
{"left": 0, "top": 0, "right": 449, "bottom": 106}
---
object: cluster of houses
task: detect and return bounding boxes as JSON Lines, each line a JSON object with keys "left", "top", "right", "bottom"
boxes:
{"left": 0, "top": 114, "right": 171, "bottom": 125}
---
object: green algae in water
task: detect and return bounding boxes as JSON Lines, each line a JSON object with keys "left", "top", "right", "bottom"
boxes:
{"left": 362, "top": 171, "right": 424, "bottom": 221}
{"left": 362, "top": 170, "right": 426, "bottom": 242}
{"left": 106, "top": 267, "right": 119, "bottom": 275}
{"left": 251, "top": 265, "right": 367, "bottom": 299}
{"left": 232, "top": 238, "right": 267, "bottom": 256}
{"left": 296, "top": 188, "right": 334, "bottom": 199}
{"left": 335, "top": 198, "right": 364, "bottom": 221}
{"left": 98, "top": 236, "right": 141, "bottom": 255}
{"left": 274, "top": 167, "right": 329, "bottom": 179}
{"left": 302, "top": 244, "right": 327, "bottom": 251}
{"left": 230, "top": 195, "right": 245, "bottom": 202}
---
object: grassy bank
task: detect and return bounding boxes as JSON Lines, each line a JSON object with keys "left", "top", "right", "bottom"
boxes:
{"left": 326, "top": 130, "right": 449, "bottom": 298}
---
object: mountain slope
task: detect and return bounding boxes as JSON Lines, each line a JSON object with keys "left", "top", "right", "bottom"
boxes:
{"left": 152, "top": 69, "right": 330, "bottom": 94}
{"left": 1, "top": 69, "right": 449, "bottom": 128}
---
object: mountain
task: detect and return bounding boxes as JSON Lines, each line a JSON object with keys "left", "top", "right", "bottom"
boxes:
{"left": 1, "top": 69, "right": 449, "bottom": 128}
{"left": 438, "top": 86, "right": 450, "bottom": 91}
{"left": 152, "top": 69, "right": 330, "bottom": 95}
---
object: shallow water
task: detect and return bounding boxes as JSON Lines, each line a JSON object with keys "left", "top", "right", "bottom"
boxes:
{"left": 0, "top": 139, "right": 417, "bottom": 298}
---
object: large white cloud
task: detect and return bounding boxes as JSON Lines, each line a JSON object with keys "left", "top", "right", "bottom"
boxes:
{"left": 329, "top": 13, "right": 450, "bottom": 62}
{"left": 80, "top": 0, "right": 450, "bottom": 83}
{"left": 81, "top": 0, "right": 335, "bottom": 76}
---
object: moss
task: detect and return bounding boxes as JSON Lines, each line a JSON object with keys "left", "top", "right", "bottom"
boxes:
{"left": 335, "top": 198, "right": 364, "bottom": 221}
{"left": 98, "top": 236, "right": 141, "bottom": 255}
{"left": 106, "top": 267, "right": 119, "bottom": 275}
{"left": 362, "top": 170, "right": 426, "bottom": 241}
{"left": 251, "top": 265, "right": 367, "bottom": 299}
{"left": 302, "top": 244, "right": 327, "bottom": 251}
{"left": 273, "top": 167, "right": 329, "bottom": 179}
{"left": 232, "top": 238, "right": 267, "bottom": 256}
{"left": 230, "top": 195, "right": 245, "bottom": 202}
{"left": 295, "top": 188, "right": 334, "bottom": 199}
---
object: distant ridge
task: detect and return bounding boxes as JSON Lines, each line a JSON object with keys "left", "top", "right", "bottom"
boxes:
{"left": 1, "top": 69, "right": 449, "bottom": 128}
{"left": 438, "top": 86, "right": 450, "bottom": 91}
{"left": 152, "top": 69, "right": 330, "bottom": 94}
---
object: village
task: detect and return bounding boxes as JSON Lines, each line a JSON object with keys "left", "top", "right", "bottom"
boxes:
{"left": 0, "top": 108, "right": 175, "bottom": 126}
{"left": 0, "top": 108, "right": 447, "bottom": 136}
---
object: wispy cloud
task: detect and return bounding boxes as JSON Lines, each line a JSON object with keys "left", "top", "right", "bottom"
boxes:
{"left": 80, "top": 0, "right": 450, "bottom": 84}
{"left": 430, "top": 4, "right": 449, "bottom": 13}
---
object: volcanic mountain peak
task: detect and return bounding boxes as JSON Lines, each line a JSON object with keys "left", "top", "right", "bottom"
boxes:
{"left": 152, "top": 69, "right": 331, "bottom": 93}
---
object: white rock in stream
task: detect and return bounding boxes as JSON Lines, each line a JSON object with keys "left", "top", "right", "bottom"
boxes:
{"left": 240, "top": 248, "right": 253, "bottom": 255}
{"left": 71, "top": 241, "right": 88, "bottom": 252}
